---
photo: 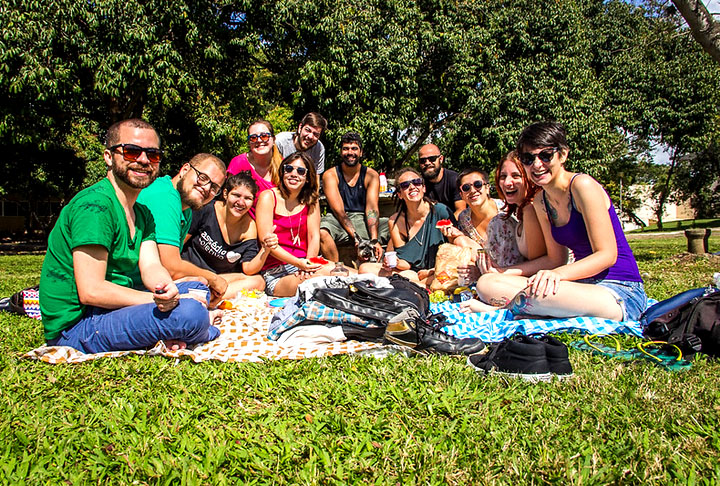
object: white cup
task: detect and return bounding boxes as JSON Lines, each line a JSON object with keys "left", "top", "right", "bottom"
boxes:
{"left": 384, "top": 251, "right": 397, "bottom": 268}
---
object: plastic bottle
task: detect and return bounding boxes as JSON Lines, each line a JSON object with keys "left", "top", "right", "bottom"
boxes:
{"left": 714, "top": 272, "right": 720, "bottom": 289}
{"left": 330, "top": 262, "right": 349, "bottom": 277}
{"left": 379, "top": 172, "right": 388, "bottom": 192}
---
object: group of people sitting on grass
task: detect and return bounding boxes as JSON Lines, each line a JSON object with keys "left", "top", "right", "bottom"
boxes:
{"left": 38, "top": 116, "right": 646, "bottom": 354}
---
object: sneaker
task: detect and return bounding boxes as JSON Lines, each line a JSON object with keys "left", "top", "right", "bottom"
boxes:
{"left": 467, "top": 335, "right": 551, "bottom": 382}
{"left": 538, "top": 335, "right": 573, "bottom": 379}
{"left": 384, "top": 310, "right": 485, "bottom": 355}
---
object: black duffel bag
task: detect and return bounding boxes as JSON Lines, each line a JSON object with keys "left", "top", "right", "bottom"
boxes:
{"left": 312, "top": 275, "right": 429, "bottom": 324}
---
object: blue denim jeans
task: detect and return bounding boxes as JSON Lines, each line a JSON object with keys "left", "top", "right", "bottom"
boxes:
{"left": 48, "top": 281, "right": 220, "bottom": 353}
{"left": 581, "top": 279, "right": 647, "bottom": 322}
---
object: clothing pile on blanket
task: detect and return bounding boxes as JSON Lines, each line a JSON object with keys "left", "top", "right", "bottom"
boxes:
{"left": 23, "top": 274, "right": 655, "bottom": 364}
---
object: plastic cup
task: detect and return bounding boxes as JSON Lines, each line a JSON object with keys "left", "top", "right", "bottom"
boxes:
{"left": 188, "top": 288, "right": 208, "bottom": 304}
{"left": 384, "top": 251, "right": 398, "bottom": 268}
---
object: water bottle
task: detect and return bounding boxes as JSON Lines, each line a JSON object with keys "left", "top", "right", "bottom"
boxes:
{"left": 330, "top": 262, "right": 349, "bottom": 277}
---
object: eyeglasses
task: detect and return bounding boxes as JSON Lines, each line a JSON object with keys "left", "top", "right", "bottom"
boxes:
{"left": 189, "top": 165, "right": 222, "bottom": 195}
{"left": 398, "top": 178, "right": 424, "bottom": 191}
{"left": 283, "top": 164, "right": 308, "bottom": 177}
{"left": 109, "top": 144, "right": 163, "bottom": 164}
{"left": 419, "top": 155, "right": 440, "bottom": 165}
{"left": 460, "top": 180, "right": 485, "bottom": 193}
{"left": 247, "top": 132, "right": 272, "bottom": 143}
{"left": 520, "top": 147, "right": 559, "bottom": 166}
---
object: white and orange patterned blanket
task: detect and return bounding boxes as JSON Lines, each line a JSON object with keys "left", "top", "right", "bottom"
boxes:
{"left": 23, "top": 294, "right": 387, "bottom": 365}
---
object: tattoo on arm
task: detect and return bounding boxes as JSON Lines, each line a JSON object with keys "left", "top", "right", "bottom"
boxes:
{"left": 341, "top": 216, "right": 355, "bottom": 237}
{"left": 367, "top": 209, "right": 379, "bottom": 227}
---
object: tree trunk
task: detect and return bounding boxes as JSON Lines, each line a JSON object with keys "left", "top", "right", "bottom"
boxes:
{"left": 672, "top": 0, "right": 720, "bottom": 65}
{"left": 655, "top": 153, "right": 679, "bottom": 230}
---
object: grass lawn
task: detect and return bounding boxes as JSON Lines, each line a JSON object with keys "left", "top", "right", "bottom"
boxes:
{"left": 1, "top": 235, "right": 719, "bottom": 484}
{"left": 629, "top": 218, "right": 720, "bottom": 233}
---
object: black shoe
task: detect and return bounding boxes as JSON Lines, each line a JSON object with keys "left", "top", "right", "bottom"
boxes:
{"left": 538, "top": 335, "right": 573, "bottom": 379}
{"left": 467, "top": 335, "right": 551, "bottom": 382}
{"left": 384, "top": 310, "right": 485, "bottom": 355}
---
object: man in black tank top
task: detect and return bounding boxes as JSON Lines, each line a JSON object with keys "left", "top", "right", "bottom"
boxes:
{"left": 320, "top": 132, "right": 389, "bottom": 262}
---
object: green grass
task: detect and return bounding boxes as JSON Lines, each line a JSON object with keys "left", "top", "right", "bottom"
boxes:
{"left": 628, "top": 218, "right": 720, "bottom": 233}
{"left": 2, "top": 237, "right": 720, "bottom": 484}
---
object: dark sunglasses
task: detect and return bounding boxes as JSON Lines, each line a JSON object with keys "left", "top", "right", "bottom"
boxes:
{"left": 283, "top": 164, "right": 308, "bottom": 176}
{"left": 247, "top": 132, "right": 272, "bottom": 143}
{"left": 109, "top": 144, "right": 163, "bottom": 164}
{"left": 398, "top": 178, "right": 424, "bottom": 191}
{"left": 520, "top": 147, "right": 559, "bottom": 166}
{"left": 460, "top": 180, "right": 485, "bottom": 193}
{"left": 418, "top": 155, "right": 440, "bottom": 165}
{"left": 189, "top": 165, "right": 222, "bottom": 195}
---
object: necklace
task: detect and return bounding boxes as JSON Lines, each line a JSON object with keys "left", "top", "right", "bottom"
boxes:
{"left": 288, "top": 209, "right": 303, "bottom": 246}
{"left": 405, "top": 214, "right": 427, "bottom": 247}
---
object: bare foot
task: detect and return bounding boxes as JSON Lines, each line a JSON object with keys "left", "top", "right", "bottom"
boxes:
{"left": 164, "top": 339, "right": 187, "bottom": 351}
{"left": 209, "top": 309, "right": 224, "bottom": 326}
{"left": 460, "top": 298, "right": 499, "bottom": 314}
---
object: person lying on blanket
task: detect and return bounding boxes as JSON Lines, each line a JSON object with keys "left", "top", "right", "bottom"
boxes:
{"left": 359, "top": 167, "right": 464, "bottom": 285}
{"left": 255, "top": 152, "right": 348, "bottom": 297}
{"left": 40, "top": 119, "right": 221, "bottom": 354}
{"left": 136, "top": 152, "right": 228, "bottom": 306}
{"left": 182, "top": 172, "right": 279, "bottom": 296}
{"left": 461, "top": 121, "right": 647, "bottom": 322}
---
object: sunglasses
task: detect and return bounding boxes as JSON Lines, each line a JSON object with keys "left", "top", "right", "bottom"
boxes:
{"left": 419, "top": 155, "right": 440, "bottom": 165}
{"left": 460, "top": 180, "right": 485, "bottom": 193}
{"left": 519, "top": 147, "right": 559, "bottom": 166}
{"left": 247, "top": 132, "right": 272, "bottom": 143}
{"left": 398, "top": 178, "right": 424, "bottom": 191}
{"left": 189, "top": 165, "right": 222, "bottom": 195}
{"left": 283, "top": 164, "right": 308, "bottom": 177}
{"left": 109, "top": 144, "right": 163, "bottom": 164}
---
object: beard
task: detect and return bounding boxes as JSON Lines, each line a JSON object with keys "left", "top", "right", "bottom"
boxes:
{"left": 421, "top": 164, "right": 440, "bottom": 180}
{"left": 176, "top": 176, "right": 205, "bottom": 210}
{"left": 342, "top": 155, "right": 360, "bottom": 167}
{"left": 112, "top": 159, "right": 158, "bottom": 189}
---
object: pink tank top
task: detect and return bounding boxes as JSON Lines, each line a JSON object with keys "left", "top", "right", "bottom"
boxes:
{"left": 227, "top": 153, "right": 276, "bottom": 219}
{"left": 261, "top": 190, "right": 309, "bottom": 271}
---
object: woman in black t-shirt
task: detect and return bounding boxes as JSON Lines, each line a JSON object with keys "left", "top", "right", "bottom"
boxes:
{"left": 182, "top": 172, "right": 278, "bottom": 296}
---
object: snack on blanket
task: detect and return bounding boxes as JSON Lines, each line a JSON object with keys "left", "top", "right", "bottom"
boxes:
{"left": 435, "top": 219, "right": 453, "bottom": 229}
{"left": 429, "top": 243, "right": 474, "bottom": 292}
{"left": 309, "top": 256, "right": 329, "bottom": 265}
{"left": 218, "top": 300, "right": 234, "bottom": 310}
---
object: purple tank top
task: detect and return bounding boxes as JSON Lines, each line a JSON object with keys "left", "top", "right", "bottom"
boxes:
{"left": 543, "top": 175, "right": 642, "bottom": 282}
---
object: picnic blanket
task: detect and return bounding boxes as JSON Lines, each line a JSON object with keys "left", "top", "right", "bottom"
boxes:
{"left": 23, "top": 293, "right": 387, "bottom": 365}
{"left": 434, "top": 301, "right": 647, "bottom": 342}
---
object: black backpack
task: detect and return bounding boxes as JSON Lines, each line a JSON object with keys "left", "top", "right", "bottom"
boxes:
{"left": 312, "top": 274, "right": 430, "bottom": 324}
{"left": 641, "top": 288, "right": 720, "bottom": 358}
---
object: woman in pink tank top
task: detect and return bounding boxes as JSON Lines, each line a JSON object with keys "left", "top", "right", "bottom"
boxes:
{"left": 227, "top": 119, "right": 283, "bottom": 218}
{"left": 255, "top": 152, "right": 338, "bottom": 296}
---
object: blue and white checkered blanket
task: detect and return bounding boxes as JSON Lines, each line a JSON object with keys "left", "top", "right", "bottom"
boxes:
{"left": 433, "top": 301, "right": 647, "bottom": 342}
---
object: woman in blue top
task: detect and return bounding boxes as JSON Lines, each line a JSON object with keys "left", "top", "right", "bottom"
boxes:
{"left": 463, "top": 121, "right": 646, "bottom": 321}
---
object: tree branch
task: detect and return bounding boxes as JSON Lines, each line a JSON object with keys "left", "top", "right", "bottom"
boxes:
{"left": 671, "top": 0, "right": 720, "bottom": 64}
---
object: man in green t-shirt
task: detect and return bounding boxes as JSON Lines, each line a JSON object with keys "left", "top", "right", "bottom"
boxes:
{"left": 137, "top": 153, "right": 227, "bottom": 304}
{"left": 39, "top": 119, "right": 220, "bottom": 353}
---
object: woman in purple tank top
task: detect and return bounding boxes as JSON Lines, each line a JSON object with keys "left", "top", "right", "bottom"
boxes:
{"left": 463, "top": 121, "right": 646, "bottom": 321}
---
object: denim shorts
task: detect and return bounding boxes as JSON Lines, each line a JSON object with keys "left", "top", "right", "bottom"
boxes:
{"left": 581, "top": 279, "right": 647, "bottom": 322}
{"left": 261, "top": 263, "right": 299, "bottom": 296}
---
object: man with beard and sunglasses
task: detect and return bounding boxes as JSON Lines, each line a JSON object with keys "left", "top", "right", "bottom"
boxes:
{"left": 418, "top": 144, "right": 466, "bottom": 217}
{"left": 39, "top": 119, "right": 220, "bottom": 353}
{"left": 275, "top": 112, "right": 327, "bottom": 180}
{"left": 319, "top": 132, "right": 389, "bottom": 263}
{"left": 137, "top": 152, "right": 228, "bottom": 305}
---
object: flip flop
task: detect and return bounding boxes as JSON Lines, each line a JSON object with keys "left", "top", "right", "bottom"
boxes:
{"left": 571, "top": 335, "right": 692, "bottom": 371}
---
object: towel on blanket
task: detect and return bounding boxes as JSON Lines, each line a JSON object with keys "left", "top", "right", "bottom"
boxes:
{"left": 433, "top": 301, "right": 649, "bottom": 342}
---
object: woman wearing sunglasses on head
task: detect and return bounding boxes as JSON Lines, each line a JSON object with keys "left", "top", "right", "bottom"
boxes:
{"left": 359, "top": 168, "right": 457, "bottom": 284}
{"left": 182, "top": 172, "right": 279, "bottom": 297}
{"left": 462, "top": 121, "right": 646, "bottom": 321}
{"left": 227, "top": 119, "right": 283, "bottom": 217}
{"left": 255, "top": 152, "right": 339, "bottom": 296}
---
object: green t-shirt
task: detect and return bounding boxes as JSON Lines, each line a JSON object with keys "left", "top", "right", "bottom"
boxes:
{"left": 136, "top": 175, "right": 192, "bottom": 248}
{"left": 39, "top": 178, "right": 156, "bottom": 341}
